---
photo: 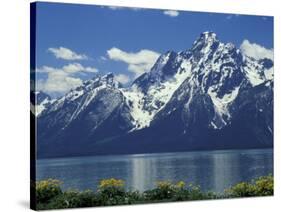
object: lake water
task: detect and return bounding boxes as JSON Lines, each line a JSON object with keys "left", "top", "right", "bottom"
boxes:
{"left": 36, "top": 149, "right": 273, "bottom": 193}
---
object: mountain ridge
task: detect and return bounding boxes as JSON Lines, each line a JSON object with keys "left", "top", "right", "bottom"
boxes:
{"left": 35, "top": 32, "right": 273, "bottom": 158}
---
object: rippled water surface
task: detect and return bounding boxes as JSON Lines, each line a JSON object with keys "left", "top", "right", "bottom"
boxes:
{"left": 37, "top": 149, "right": 273, "bottom": 193}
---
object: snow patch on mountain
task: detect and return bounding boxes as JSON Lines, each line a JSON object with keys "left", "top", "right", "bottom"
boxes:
{"left": 67, "top": 86, "right": 107, "bottom": 125}
{"left": 264, "top": 67, "right": 273, "bottom": 81}
{"left": 31, "top": 91, "right": 54, "bottom": 116}
{"left": 39, "top": 73, "right": 122, "bottom": 130}
{"left": 36, "top": 32, "right": 274, "bottom": 141}
{"left": 121, "top": 88, "right": 152, "bottom": 130}
{"left": 208, "top": 85, "right": 240, "bottom": 128}
{"left": 242, "top": 56, "right": 266, "bottom": 86}
{"left": 35, "top": 98, "right": 52, "bottom": 116}
{"left": 122, "top": 54, "right": 193, "bottom": 130}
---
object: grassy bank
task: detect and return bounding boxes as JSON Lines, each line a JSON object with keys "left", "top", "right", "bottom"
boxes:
{"left": 34, "top": 175, "right": 273, "bottom": 210}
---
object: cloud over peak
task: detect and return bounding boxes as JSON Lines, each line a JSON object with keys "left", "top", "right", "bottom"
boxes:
{"left": 37, "top": 63, "right": 98, "bottom": 74}
{"left": 115, "top": 74, "right": 131, "bottom": 84}
{"left": 37, "top": 71, "right": 83, "bottom": 94}
{"left": 37, "top": 63, "right": 98, "bottom": 95}
{"left": 240, "top": 40, "right": 273, "bottom": 60}
{"left": 107, "top": 47, "right": 160, "bottom": 77}
{"left": 48, "top": 47, "right": 88, "bottom": 60}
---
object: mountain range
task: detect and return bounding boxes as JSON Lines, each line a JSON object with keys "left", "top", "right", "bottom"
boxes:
{"left": 33, "top": 32, "right": 273, "bottom": 158}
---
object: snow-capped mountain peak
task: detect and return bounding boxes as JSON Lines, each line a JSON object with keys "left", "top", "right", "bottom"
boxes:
{"left": 30, "top": 91, "right": 54, "bottom": 116}
{"left": 38, "top": 72, "right": 123, "bottom": 130}
{"left": 37, "top": 32, "right": 273, "bottom": 158}
{"left": 191, "top": 31, "right": 219, "bottom": 54}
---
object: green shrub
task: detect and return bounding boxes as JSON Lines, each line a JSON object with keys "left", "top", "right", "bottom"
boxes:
{"left": 225, "top": 182, "right": 255, "bottom": 197}
{"left": 225, "top": 175, "right": 273, "bottom": 198}
{"left": 36, "top": 190, "right": 99, "bottom": 210}
{"left": 36, "top": 179, "right": 62, "bottom": 204}
{"left": 35, "top": 175, "right": 273, "bottom": 209}
{"left": 124, "top": 191, "right": 144, "bottom": 204}
{"left": 98, "top": 178, "right": 125, "bottom": 196}
{"left": 252, "top": 175, "right": 273, "bottom": 196}
{"left": 97, "top": 178, "right": 127, "bottom": 205}
{"left": 144, "top": 181, "right": 190, "bottom": 201}
{"left": 143, "top": 181, "right": 176, "bottom": 201}
{"left": 57, "top": 190, "right": 96, "bottom": 208}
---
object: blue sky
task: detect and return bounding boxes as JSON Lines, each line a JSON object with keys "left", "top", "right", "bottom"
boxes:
{"left": 33, "top": 2, "right": 273, "bottom": 97}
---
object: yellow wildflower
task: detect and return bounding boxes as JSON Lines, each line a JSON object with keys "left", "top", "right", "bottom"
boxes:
{"left": 156, "top": 181, "right": 172, "bottom": 189}
{"left": 176, "top": 181, "right": 186, "bottom": 188}
{"left": 99, "top": 178, "right": 124, "bottom": 188}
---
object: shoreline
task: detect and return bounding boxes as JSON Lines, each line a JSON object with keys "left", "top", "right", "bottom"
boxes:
{"left": 34, "top": 174, "right": 273, "bottom": 210}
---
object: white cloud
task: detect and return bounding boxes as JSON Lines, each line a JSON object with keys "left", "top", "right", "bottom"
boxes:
{"left": 37, "top": 63, "right": 98, "bottom": 74}
{"left": 37, "top": 71, "right": 83, "bottom": 94}
{"left": 48, "top": 47, "right": 88, "bottom": 60}
{"left": 63, "top": 63, "right": 98, "bottom": 73}
{"left": 240, "top": 40, "right": 273, "bottom": 60}
{"left": 107, "top": 6, "right": 121, "bottom": 10}
{"left": 163, "top": 10, "right": 179, "bottom": 17}
{"left": 106, "top": 6, "right": 142, "bottom": 11}
{"left": 115, "top": 74, "right": 130, "bottom": 84}
{"left": 36, "top": 63, "right": 98, "bottom": 95}
{"left": 107, "top": 47, "right": 160, "bottom": 77}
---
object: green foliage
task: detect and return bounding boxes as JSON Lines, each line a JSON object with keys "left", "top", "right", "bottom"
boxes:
{"left": 36, "top": 179, "right": 62, "bottom": 204}
{"left": 225, "top": 175, "right": 273, "bottom": 198}
{"left": 97, "top": 178, "right": 127, "bottom": 205}
{"left": 98, "top": 178, "right": 125, "bottom": 197}
{"left": 143, "top": 181, "right": 186, "bottom": 201}
{"left": 35, "top": 175, "right": 273, "bottom": 210}
{"left": 253, "top": 175, "right": 273, "bottom": 196}
{"left": 144, "top": 181, "right": 176, "bottom": 200}
{"left": 225, "top": 182, "right": 255, "bottom": 197}
{"left": 36, "top": 189, "right": 99, "bottom": 210}
{"left": 124, "top": 191, "right": 144, "bottom": 204}
{"left": 142, "top": 180, "right": 216, "bottom": 202}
